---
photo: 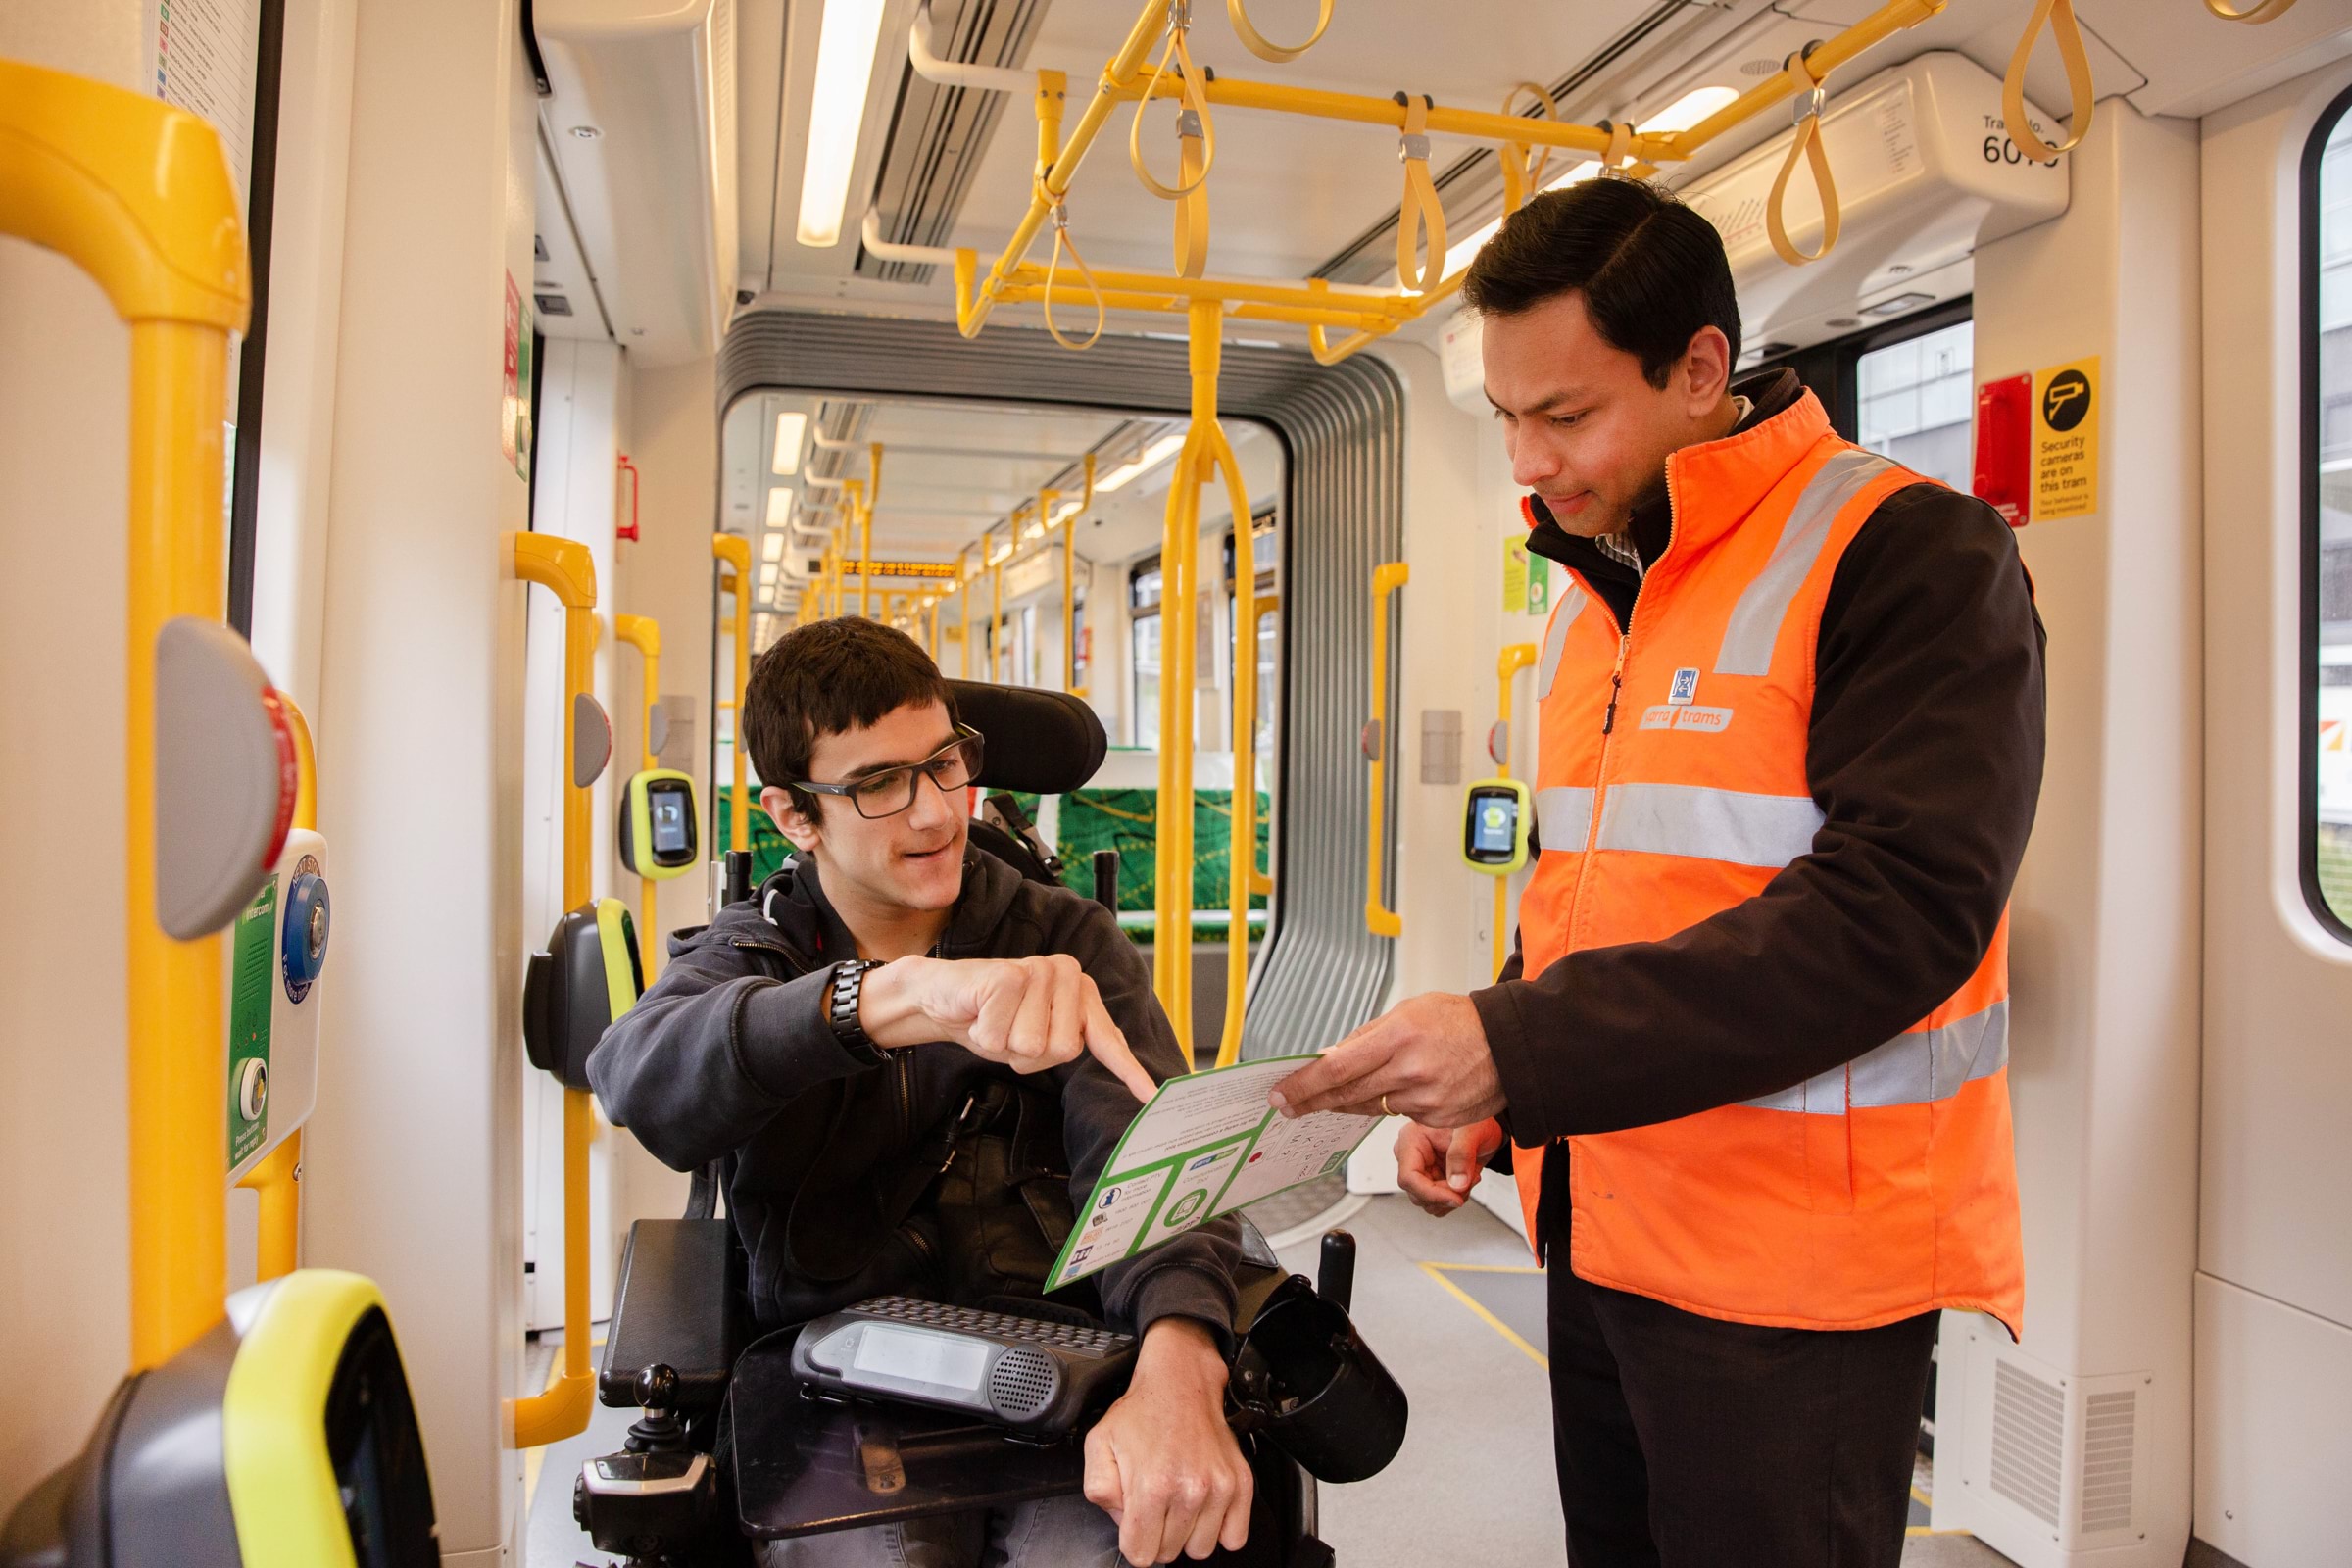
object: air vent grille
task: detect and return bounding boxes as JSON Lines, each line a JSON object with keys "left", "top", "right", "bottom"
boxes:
{"left": 988, "top": 1348, "right": 1058, "bottom": 1418}
{"left": 2079, "top": 1389, "right": 2137, "bottom": 1535}
{"left": 1988, "top": 1359, "right": 2065, "bottom": 1527}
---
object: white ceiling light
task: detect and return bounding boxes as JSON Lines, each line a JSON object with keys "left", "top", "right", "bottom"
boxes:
{"left": 765, "top": 486, "right": 796, "bottom": 528}
{"left": 1644, "top": 84, "right": 1740, "bottom": 136}
{"left": 759, "top": 564, "right": 780, "bottom": 595}
{"left": 761, "top": 532, "right": 787, "bottom": 563}
{"left": 1096, "top": 432, "right": 1189, "bottom": 493}
{"left": 796, "top": 0, "right": 891, "bottom": 248}
{"left": 771, "top": 411, "right": 807, "bottom": 474}
{"left": 986, "top": 538, "right": 1012, "bottom": 566}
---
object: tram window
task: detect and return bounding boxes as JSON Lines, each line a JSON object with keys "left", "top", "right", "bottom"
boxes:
{"left": 1855, "top": 320, "right": 1975, "bottom": 490}
{"left": 2305, "top": 93, "right": 2352, "bottom": 936}
{"left": 1133, "top": 614, "right": 1161, "bottom": 749}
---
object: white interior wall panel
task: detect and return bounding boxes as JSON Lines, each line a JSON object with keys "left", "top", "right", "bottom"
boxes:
{"left": 2196, "top": 55, "right": 2352, "bottom": 1567}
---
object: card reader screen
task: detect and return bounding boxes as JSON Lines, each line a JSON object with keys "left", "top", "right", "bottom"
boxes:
{"left": 852, "top": 1325, "right": 989, "bottom": 1391}
{"left": 650, "top": 791, "right": 689, "bottom": 854}
{"left": 1472, "top": 797, "right": 1518, "bottom": 855}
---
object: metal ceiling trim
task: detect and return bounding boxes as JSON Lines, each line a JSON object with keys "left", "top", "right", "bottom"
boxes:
{"left": 720, "top": 310, "right": 1402, "bottom": 1059}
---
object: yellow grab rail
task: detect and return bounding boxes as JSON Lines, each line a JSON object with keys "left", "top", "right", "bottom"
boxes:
{"left": 1492, "top": 642, "right": 1538, "bottom": 979}
{"left": 235, "top": 693, "right": 318, "bottom": 1282}
{"left": 616, "top": 613, "right": 663, "bottom": 979}
{"left": 714, "top": 536, "right": 754, "bottom": 861}
{"left": 508, "top": 532, "right": 601, "bottom": 1449}
{"left": 1206, "top": 386, "right": 1258, "bottom": 1061}
{"left": 1365, "top": 562, "right": 1407, "bottom": 939}
{"left": 861, "top": 444, "right": 883, "bottom": 619}
{"left": 1, "top": 58, "right": 252, "bottom": 1373}
{"left": 1063, "top": 454, "right": 1096, "bottom": 693}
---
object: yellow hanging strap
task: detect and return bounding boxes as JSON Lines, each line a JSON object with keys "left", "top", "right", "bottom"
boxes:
{"left": 1395, "top": 94, "right": 1446, "bottom": 294}
{"left": 2203, "top": 0, "right": 2300, "bottom": 21}
{"left": 1498, "top": 81, "right": 1559, "bottom": 214}
{"left": 1766, "top": 47, "right": 1841, "bottom": 267}
{"left": 1128, "top": 1, "right": 1215, "bottom": 277}
{"left": 1038, "top": 183, "right": 1107, "bottom": 351}
{"left": 2003, "top": 0, "right": 2095, "bottom": 165}
{"left": 1225, "top": 0, "right": 1332, "bottom": 63}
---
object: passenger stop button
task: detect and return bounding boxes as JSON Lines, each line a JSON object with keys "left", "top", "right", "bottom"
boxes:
{"left": 237, "top": 1057, "right": 269, "bottom": 1123}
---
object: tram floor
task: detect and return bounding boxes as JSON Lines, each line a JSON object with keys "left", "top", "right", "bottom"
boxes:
{"left": 519, "top": 1196, "right": 2018, "bottom": 1566}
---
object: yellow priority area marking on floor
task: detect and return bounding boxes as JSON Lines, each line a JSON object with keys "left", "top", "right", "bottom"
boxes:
{"left": 1416, "top": 1260, "right": 1549, "bottom": 1371}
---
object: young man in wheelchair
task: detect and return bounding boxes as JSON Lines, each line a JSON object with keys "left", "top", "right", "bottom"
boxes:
{"left": 589, "top": 617, "right": 1254, "bottom": 1567}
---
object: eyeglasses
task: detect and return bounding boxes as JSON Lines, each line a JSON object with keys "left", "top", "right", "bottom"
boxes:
{"left": 797, "top": 726, "right": 985, "bottom": 819}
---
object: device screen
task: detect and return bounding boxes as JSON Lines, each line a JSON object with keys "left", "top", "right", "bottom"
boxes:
{"left": 1472, "top": 795, "right": 1518, "bottom": 856}
{"left": 853, "top": 1325, "right": 989, "bottom": 1391}
{"left": 650, "top": 789, "right": 689, "bottom": 854}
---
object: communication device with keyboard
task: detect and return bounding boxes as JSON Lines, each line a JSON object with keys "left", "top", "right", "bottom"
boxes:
{"left": 789, "top": 1298, "right": 1138, "bottom": 1437}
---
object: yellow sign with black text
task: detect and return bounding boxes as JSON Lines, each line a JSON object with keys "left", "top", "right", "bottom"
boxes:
{"left": 2031, "top": 358, "right": 2098, "bottom": 521}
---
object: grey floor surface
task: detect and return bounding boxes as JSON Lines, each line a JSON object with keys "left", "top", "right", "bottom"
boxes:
{"left": 523, "top": 1195, "right": 2018, "bottom": 1566}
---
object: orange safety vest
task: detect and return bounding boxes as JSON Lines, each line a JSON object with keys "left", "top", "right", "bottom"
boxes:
{"left": 1511, "top": 392, "right": 2024, "bottom": 1337}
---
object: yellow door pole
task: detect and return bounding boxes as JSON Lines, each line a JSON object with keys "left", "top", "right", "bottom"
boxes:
{"left": 1064, "top": 454, "right": 1096, "bottom": 694}
{"left": 990, "top": 549, "right": 1004, "bottom": 684}
{"left": 1204, "top": 429, "right": 1257, "bottom": 1065}
{"left": 714, "top": 536, "right": 753, "bottom": 858}
{"left": 1493, "top": 641, "right": 1538, "bottom": 980}
{"left": 616, "top": 614, "right": 662, "bottom": 979}
{"left": 1366, "top": 562, "right": 1409, "bottom": 938}
{"left": 508, "top": 532, "right": 601, "bottom": 1449}
{"left": 236, "top": 695, "right": 318, "bottom": 1281}
{"left": 862, "top": 443, "right": 883, "bottom": 620}
{"left": 838, "top": 482, "right": 863, "bottom": 620}
{"left": 0, "top": 60, "right": 252, "bottom": 1371}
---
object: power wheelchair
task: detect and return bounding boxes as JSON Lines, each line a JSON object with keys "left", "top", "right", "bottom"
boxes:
{"left": 558, "top": 682, "right": 1403, "bottom": 1567}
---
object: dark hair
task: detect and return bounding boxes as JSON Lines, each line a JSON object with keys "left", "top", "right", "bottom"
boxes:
{"left": 743, "top": 617, "right": 957, "bottom": 817}
{"left": 1461, "top": 176, "right": 1740, "bottom": 389}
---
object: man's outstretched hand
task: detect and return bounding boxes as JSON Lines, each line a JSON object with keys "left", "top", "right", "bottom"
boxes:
{"left": 1085, "top": 1319, "right": 1253, "bottom": 1564}
{"left": 1267, "top": 992, "right": 1505, "bottom": 1129}
{"left": 857, "top": 954, "right": 1159, "bottom": 1103}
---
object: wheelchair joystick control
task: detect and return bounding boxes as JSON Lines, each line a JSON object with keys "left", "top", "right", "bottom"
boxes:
{"left": 624, "top": 1363, "right": 686, "bottom": 1453}
{"left": 1318, "top": 1230, "right": 1356, "bottom": 1315}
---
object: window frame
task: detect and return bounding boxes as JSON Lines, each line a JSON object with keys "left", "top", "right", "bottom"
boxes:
{"left": 1747, "top": 296, "right": 1975, "bottom": 445}
{"left": 2299, "top": 82, "right": 2352, "bottom": 945}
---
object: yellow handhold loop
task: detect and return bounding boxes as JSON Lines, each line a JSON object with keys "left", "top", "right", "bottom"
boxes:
{"left": 1128, "top": 8, "right": 1216, "bottom": 202}
{"left": 1600, "top": 118, "right": 1636, "bottom": 174}
{"left": 1037, "top": 183, "right": 1106, "bottom": 352}
{"left": 2002, "top": 0, "right": 2095, "bottom": 165}
{"left": 1395, "top": 94, "right": 1447, "bottom": 294}
{"left": 2202, "top": 0, "right": 2300, "bottom": 20}
{"left": 1765, "top": 48, "right": 1841, "bottom": 268}
{"left": 1225, "top": 0, "right": 1333, "bottom": 63}
{"left": 1498, "top": 81, "right": 1560, "bottom": 214}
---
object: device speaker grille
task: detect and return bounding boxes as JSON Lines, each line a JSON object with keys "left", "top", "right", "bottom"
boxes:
{"left": 987, "top": 1348, "right": 1059, "bottom": 1419}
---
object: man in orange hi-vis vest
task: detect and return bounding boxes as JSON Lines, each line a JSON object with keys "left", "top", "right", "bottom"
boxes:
{"left": 1271, "top": 177, "right": 2043, "bottom": 1568}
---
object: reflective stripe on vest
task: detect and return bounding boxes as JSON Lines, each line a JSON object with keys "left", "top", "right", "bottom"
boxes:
{"left": 1740, "top": 999, "right": 2010, "bottom": 1112}
{"left": 1533, "top": 785, "right": 1593, "bottom": 853}
{"left": 1537, "top": 584, "right": 1587, "bottom": 700}
{"left": 1714, "top": 449, "right": 1895, "bottom": 676}
{"left": 1592, "top": 781, "right": 1825, "bottom": 869}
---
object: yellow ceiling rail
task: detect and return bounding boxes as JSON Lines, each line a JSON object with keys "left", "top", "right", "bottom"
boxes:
{"left": 1, "top": 58, "right": 252, "bottom": 1375}
{"left": 508, "top": 532, "right": 601, "bottom": 1450}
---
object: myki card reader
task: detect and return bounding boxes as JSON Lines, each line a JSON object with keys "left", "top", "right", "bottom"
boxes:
{"left": 790, "top": 1297, "right": 1137, "bottom": 1437}
{"left": 620, "top": 768, "right": 700, "bottom": 879}
{"left": 1462, "top": 778, "right": 1532, "bottom": 874}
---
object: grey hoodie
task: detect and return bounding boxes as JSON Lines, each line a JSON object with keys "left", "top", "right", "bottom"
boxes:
{"left": 587, "top": 846, "right": 1242, "bottom": 1348}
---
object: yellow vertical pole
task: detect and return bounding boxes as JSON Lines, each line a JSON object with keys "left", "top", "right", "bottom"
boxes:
{"left": 991, "top": 548, "right": 1004, "bottom": 684}
{"left": 617, "top": 614, "right": 662, "bottom": 978}
{"left": 959, "top": 553, "right": 973, "bottom": 679}
{"left": 237, "top": 695, "right": 318, "bottom": 1280}
{"left": 839, "top": 482, "right": 862, "bottom": 620}
{"left": 1493, "top": 642, "right": 1538, "bottom": 977}
{"left": 509, "top": 533, "right": 601, "bottom": 1448}
{"left": 1207, "top": 419, "right": 1255, "bottom": 1068}
{"left": 863, "top": 444, "right": 882, "bottom": 619}
{"left": 1366, "top": 563, "right": 1409, "bottom": 938}
{"left": 714, "top": 537, "right": 753, "bottom": 859}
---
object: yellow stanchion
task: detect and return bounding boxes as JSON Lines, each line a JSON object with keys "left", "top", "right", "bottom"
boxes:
{"left": 617, "top": 614, "right": 663, "bottom": 979}
{"left": 508, "top": 533, "right": 601, "bottom": 1449}
{"left": 1063, "top": 455, "right": 1096, "bottom": 694}
{"left": 861, "top": 444, "right": 883, "bottom": 619}
{"left": 714, "top": 537, "right": 753, "bottom": 861}
{"left": 1365, "top": 562, "right": 1407, "bottom": 939}
{"left": 0, "top": 58, "right": 251, "bottom": 1374}
{"left": 235, "top": 693, "right": 318, "bottom": 1282}
{"left": 1491, "top": 642, "right": 1538, "bottom": 980}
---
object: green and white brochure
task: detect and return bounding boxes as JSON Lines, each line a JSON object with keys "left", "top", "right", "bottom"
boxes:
{"left": 1045, "top": 1055, "right": 1381, "bottom": 1293}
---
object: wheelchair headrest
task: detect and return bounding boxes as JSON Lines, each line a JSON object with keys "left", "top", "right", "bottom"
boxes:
{"left": 947, "top": 681, "right": 1105, "bottom": 795}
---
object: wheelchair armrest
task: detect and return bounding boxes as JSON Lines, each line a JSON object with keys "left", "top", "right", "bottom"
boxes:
{"left": 599, "top": 1218, "right": 744, "bottom": 1417}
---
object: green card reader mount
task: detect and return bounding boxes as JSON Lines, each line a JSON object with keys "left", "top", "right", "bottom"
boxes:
{"left": 619, "top": 769, "right": 699, "bottom": 880}
{"left": 1462, "top": 778, "right": 1532, "bottom": 876}
{"left": 523, "top": 899, "right": 643, "bottom": 1093}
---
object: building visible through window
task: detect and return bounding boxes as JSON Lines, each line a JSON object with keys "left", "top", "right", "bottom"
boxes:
{"left": 2313, "top": 106, "right": 2352, "bottom": 927}
{"left": 1856, "top": 319, "right": 1974, "bottom": 491}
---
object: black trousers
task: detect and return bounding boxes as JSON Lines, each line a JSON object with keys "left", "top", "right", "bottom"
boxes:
{"left": 1544, "top": 1245, "right": 1936, "bottom": 1568}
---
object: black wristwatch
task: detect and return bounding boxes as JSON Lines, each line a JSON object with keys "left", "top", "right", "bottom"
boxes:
{"left": 825, "top": 959, "right": 888, "bottom": 1067}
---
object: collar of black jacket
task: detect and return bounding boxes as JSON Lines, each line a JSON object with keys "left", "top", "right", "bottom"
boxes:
{"left": 1521, "top": 368, "right": 1806, "bottom": 580}
{"left": 743, "top": 842, "right": 1027, "bottom": 968}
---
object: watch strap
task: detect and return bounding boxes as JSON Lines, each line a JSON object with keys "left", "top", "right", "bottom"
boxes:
{"left": 826, "top": 959, "right": 888, "bottom": 1066}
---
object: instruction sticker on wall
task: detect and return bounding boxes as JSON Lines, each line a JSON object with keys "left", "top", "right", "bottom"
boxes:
{"left": 2031, "top": 357, "right": 2098, "bottom": 522}
{"left": 1503, "top": 538, "right": 1551, "bottom": 616}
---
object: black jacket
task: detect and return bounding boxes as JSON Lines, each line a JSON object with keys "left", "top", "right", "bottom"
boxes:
{"left": 587, "top": 846, "right": 1242, "bottom": 1345}
{"left": 1474, "top": 370, "right": 2048, "bottom": 1156}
